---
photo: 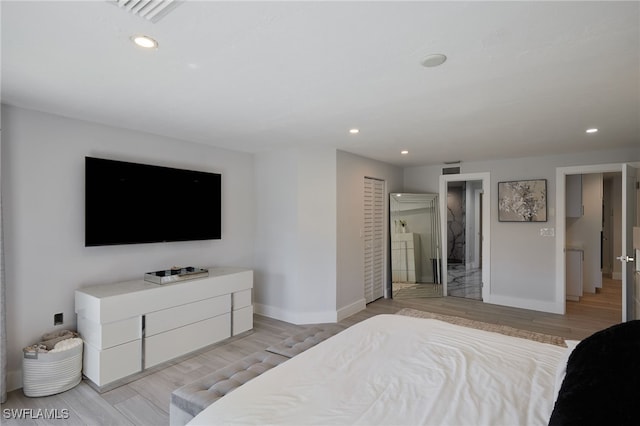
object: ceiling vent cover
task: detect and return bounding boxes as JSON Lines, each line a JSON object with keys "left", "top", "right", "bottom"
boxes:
{"left": 110, "top": 0, "right": 182, "bottom": 23}
{"left": 442, "top": 166, "right": 460, "bottom": 175}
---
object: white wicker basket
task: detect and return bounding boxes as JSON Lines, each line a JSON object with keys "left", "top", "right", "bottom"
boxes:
{"left": 22, "top": 341, "right": 83, "bottom": 397}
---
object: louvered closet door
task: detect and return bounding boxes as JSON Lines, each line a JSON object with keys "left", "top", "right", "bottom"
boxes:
{"left": 364, "top": 177, "right": 385, "bottom": 303}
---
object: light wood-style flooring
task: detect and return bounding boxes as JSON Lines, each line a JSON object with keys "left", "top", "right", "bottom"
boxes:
{"left": 1, "top": 283, "right": 622, "bottom": 426}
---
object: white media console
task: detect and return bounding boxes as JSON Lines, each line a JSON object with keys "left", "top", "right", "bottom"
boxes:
{"left": 75, "top": 267, "right": 253, "bottom": 388}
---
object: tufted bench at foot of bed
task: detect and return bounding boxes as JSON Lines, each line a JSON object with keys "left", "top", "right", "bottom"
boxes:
{"left": 169, "top": 351, "right": 288, "bottom": 426}
{"left": 169, "top": 324, "right": 346, "bottom": 426}
{"left": 265, "top": 324, "right": 346, "bottom": 358}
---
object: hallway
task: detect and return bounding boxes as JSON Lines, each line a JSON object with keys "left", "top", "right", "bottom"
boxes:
{"left": 566, "top": 276, "right": 622, "bottom": 323}
{"left": 447, "top": 263, "right": 482, "bottom": 301}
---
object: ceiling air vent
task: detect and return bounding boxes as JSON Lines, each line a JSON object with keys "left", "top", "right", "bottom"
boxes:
{"left": 109, "top": 0, "right": 182, "bottom": 23}
{"left": 442, "top": 161, "right": 461, "bottom": 175}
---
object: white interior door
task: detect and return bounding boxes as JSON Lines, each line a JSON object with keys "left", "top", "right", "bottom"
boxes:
{"left": 364, "top": 177, "right": 385, "bottom": 303}
{"left": 621, "top": 164, "right": 638, "bottom": 320}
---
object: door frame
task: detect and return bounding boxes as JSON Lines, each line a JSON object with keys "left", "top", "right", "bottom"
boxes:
{"left": 439, "top": 172, "right": 491, "bottom": 301}
{"left": 473, "top": 188, "right": 483, "bottom": 269}
{"left": 601, "top": 175, "right": 615, "bottom": 277}
{"left": 555, "top": 162, "right": 639, "bottom": 320}
{"left": 622, "top": 163, "right": 638, "bottom": 320}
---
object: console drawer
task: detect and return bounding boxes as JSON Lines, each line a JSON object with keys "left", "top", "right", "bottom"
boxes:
{"left": 232, "top": 305, "right": 253, "bottom": 335}
{"left": 78, "top": 316, "right": 141, "bottom": 350}
{"left": 145, "top": 294, "right": 230, "bottom": 337}
{"left": 144, "top": 313, "right": 231, "bottom": 368}
{"left": 232, "top": 289, "right": 252, "bottom": 310}
{"left": 83, "top": 340, "right": 141, "bottom": 387}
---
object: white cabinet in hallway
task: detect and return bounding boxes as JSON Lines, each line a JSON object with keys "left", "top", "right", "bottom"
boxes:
{"left": 566, "top": 249, "right": 583, "bottom": 301}
{"left": 566, "top": 174, "right": 583, "bottom": 218}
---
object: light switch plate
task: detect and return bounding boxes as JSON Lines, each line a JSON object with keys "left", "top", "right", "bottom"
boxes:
{"left": 540, "top": 228, "right": 555, "bottom": 237}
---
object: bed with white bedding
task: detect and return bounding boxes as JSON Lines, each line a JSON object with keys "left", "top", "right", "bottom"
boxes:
{"left": 188, "top": 314, "right": 572, "bottom": 426}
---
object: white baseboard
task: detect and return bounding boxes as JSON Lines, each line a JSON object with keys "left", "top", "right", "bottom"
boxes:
{"left": 337, "top": 299, "right": 366, "bottom": 322}
{"left": 486, "top": 294, "right": 564, "bottom": 315}
{"left": 253, "top": 303, "right": 338, "bottom": 325}
{"left": 254, "top": 298, "right": 367, "bottom": 324}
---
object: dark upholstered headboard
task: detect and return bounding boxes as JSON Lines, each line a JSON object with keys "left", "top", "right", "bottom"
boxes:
{"left": 549, "top": 320, "right": 640, "bottom": 426}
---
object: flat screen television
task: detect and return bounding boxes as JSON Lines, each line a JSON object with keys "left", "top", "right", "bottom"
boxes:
{"left": 85, "top": 157, "right": 221, "bottom": 246}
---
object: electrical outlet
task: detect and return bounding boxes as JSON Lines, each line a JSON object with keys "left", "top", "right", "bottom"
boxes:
{"left": 54, "top": 313, "right": 63, "bottom": 326}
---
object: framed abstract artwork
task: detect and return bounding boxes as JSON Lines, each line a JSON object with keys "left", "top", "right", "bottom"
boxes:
{"left": 498, "top": 179, "right": 547, "bottom": 222}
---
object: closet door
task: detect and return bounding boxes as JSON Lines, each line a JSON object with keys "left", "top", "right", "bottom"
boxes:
{"left": 364, "top": 177, "right": 385, "bottom": 303}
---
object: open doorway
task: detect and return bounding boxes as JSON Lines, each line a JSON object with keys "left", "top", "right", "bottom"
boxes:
{"left": 439, "top": 172, "right": 491, "bottom": 303}
{"left": 565, "top": 172, "right": 622, "bottom": 321}
{"left": 446, "top": 180, "right": 483, "bottom": 300}
{"left": 556, "top": 162, "right": 638, "bottom": 321}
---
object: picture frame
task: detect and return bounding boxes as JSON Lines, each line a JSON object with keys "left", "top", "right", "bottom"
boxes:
{"left": 498, "top": 179, "right": 547, "bottom": 222}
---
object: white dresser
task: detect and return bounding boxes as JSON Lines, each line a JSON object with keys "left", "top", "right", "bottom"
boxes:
{"left": 75, "top": 267, "right": 253, "bottom": 388}
{"left": 392, "top": 233, "right": 421, "bottom": 283}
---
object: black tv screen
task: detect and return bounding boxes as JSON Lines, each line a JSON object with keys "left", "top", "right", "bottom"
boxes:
{"left": 85, "top": 157, "right": 221, "bottom": 246}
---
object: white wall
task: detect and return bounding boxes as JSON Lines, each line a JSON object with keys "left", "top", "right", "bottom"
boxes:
{"left": 253, "top": 146, "right": 337, "bottom": 324}
{"left": 2, "top": 105, "right": 255, "bottom": 390}
{"left": 296, "top": 147, "right": 337, "bottom": 321}
{"left": 336, "top": 151, "right": 403, "bottom": 317}
{"left": 404, "top": 147, "right": 640, "bottom": 312}
{"left": 252, "top": 149, "right": 298, "bottom": 318}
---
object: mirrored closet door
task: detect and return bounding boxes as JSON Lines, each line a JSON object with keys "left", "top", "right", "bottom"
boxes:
{"left": 389, "top": 193, "right": 442, "bottom": 299}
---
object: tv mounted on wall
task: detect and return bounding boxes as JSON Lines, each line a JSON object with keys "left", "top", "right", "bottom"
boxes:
{"left": 85, "top": 157, "right": 221, "bottom": 246}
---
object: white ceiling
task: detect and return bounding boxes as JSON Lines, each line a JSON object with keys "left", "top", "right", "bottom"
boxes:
{"left": 2, "top": 1, "right": 639, "bottom": 167}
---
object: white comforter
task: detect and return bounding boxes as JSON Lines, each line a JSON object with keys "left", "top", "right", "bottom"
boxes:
{"left": 189, "top": 314, "right": 568, "bottom": 426}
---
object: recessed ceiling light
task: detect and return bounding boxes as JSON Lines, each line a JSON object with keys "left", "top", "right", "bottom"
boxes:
{"left": 349, "top": 128, "right": 360, "bottom": 134}
{"left": 401, "top": 150, "right": 409, "bottom": 155}
{"left": 421, "top": 54, "right": 447, "bottom": 68}
{"left": 131, "top": 35, "right": 158, "bottom": 49}
{"left": 586, "top": 128, "right": 598, "bottom": 133}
